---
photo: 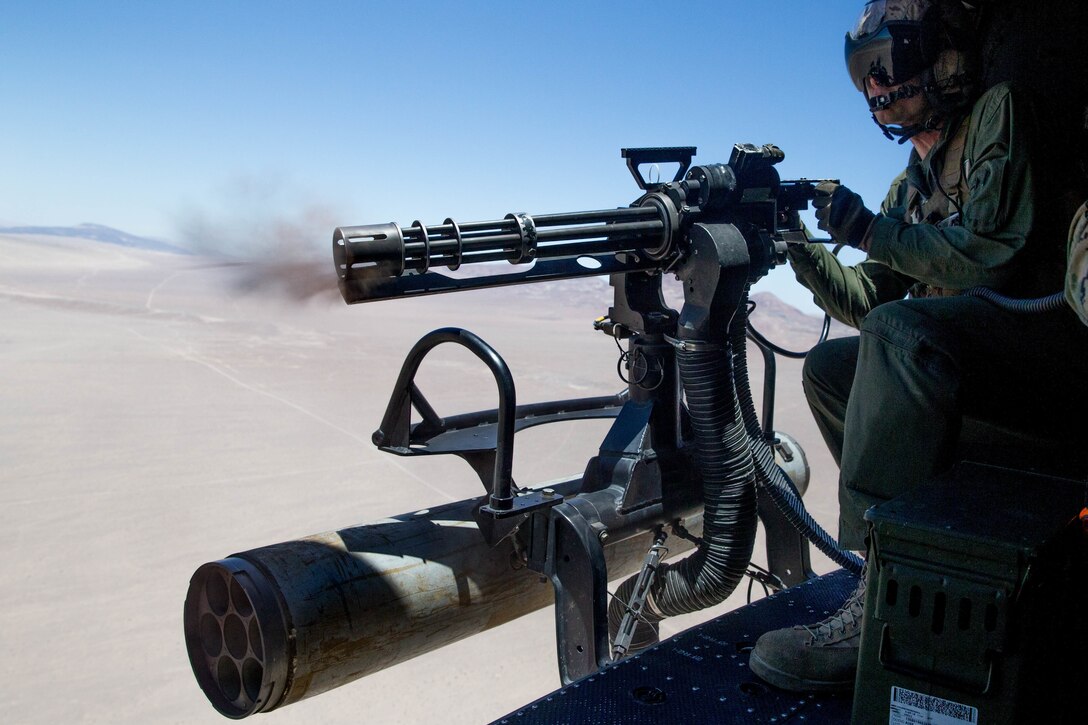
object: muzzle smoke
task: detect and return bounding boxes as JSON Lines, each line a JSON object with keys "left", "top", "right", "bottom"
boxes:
{"left": 174, "top": 177, "right": 348, "bottom": 303}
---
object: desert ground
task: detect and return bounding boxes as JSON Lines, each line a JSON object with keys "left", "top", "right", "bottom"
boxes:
{"left": 0, "top": 230, "right": 845, "bottom": 724}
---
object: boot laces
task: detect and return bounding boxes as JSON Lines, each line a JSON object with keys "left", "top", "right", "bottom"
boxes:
{"left": 804, "top": 575, "right": 866, "bottom": 641}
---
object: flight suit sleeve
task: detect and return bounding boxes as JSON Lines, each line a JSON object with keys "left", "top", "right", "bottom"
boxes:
{"left": 864, "top": 84, "right": 1035, "bottom": 292}
{"left": 786, "top": 173, "right": 913, "bottom": 329}
{"left": 1067, "top": 201, "right": 1088, "bottom": 326}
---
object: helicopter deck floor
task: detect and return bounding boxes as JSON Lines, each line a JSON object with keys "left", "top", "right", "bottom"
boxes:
{"left": 491, "top": 569, "right": 859, "bottom": 724}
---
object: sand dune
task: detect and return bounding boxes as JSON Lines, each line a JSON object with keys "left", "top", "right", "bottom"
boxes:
{"left": 0, "top": 231, "right": 845, "bottom": 724}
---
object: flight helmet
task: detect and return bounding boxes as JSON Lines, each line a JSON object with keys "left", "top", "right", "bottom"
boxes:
{"left": 845, "top": 0, "right": 976, "bottom": 140}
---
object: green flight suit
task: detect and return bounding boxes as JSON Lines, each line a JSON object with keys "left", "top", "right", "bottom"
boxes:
{"left": 786, "top": 83, "right": 1088, "bottom": 550}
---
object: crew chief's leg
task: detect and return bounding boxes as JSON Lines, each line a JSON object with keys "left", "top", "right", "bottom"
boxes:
{"left": 801, "top": 336, "right": 860, "bottom": 468}
{"left": 837, "top": 296, "right": 1088, "bottom": 550}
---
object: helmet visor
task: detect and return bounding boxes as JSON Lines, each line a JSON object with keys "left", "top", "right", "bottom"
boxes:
{"left": 844, "top": 23, "right": 926, "bottom": 92}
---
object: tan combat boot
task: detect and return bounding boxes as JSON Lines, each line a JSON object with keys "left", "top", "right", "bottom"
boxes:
{"left": 747, "top": 574, "right": 866, "bottom": 693}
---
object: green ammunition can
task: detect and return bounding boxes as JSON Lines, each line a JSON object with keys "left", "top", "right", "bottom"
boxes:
{"left": 852, "top": 462, "right": 1088, "bottom": 725}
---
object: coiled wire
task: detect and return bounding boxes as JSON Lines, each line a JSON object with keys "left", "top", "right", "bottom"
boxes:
{"left": 729, "top": 310, "right": 864, "bottom": 574}
{"left": 963, "top": 287, "right": 1067, "bottom": 313}
{"left": 607, "top": 288, "right": 862, "bottom": 657}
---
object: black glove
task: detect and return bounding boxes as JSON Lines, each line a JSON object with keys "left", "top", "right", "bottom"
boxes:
{"left": 813, "top": 181, "right": 876, "bottom": 248}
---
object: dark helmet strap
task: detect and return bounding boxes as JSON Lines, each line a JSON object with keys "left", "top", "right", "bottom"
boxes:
{"left": 872, "top": 112, "right": 943, "bottom": 145}
{"left": 867, "top": 82, "right": 925, "bottom": 112}
{"left": 872, "top": 114, "right": 916, "bottom": 142}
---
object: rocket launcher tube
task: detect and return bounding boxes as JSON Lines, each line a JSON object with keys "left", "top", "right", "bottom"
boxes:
{"left": 183, "top": 489, "right": 705, "bottom": 718}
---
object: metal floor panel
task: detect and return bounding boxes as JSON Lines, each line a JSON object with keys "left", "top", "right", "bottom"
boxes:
{"left": 491, "top": 569, "right": 858, "bottom": 724}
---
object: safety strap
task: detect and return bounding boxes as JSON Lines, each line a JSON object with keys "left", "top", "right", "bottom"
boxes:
{"left": 905, "top": 111, "right": 972, "bottom": 228}
{"left": 904, "top": 112, "right": 973, "bottom": 297}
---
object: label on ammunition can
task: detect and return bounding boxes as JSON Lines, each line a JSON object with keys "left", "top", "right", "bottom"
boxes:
{"left": 889, "top": 686, "right": 978, "bottom": 724}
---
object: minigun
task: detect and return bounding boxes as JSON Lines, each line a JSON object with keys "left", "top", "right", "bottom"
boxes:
{"left": 334, "top": 144, "right": 817, "bottom": 303}
{"left": 183, "top": 144, "right": 862, "bottom": 719}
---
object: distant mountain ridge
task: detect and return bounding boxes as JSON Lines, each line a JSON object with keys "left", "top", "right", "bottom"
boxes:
{"left": 0, "top": 223, "right": 189, "bottom": 255}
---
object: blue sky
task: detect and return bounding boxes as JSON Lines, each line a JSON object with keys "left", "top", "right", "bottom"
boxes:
{"left": 2, "top": 1, "right": 907, "bottom": 310}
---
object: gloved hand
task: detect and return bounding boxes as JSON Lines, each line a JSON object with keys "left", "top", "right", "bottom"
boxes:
{"left": 813, "top": 181, "right": 876, "bottom": 248}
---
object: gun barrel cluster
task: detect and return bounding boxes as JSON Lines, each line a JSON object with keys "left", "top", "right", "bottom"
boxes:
{"left": 333, "top": 205, "right": 667, "bottom": 282}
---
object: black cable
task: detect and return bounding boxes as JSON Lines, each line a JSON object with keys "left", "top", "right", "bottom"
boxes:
{"left": 730, "top": 311, "right": 865, "bottom": 575}
{"left": 963, "top": 287, "right": 1067, "bottom": 313}
{"left": 745, "top": 299, "right": 832, "bottom": 359}
{"left": 744, "top": 241, "right": 844, "bottom": 359}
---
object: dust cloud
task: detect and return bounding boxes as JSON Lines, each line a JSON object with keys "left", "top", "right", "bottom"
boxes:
{"left": 174, "top": 176, "right": 348, "bottom": 303}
